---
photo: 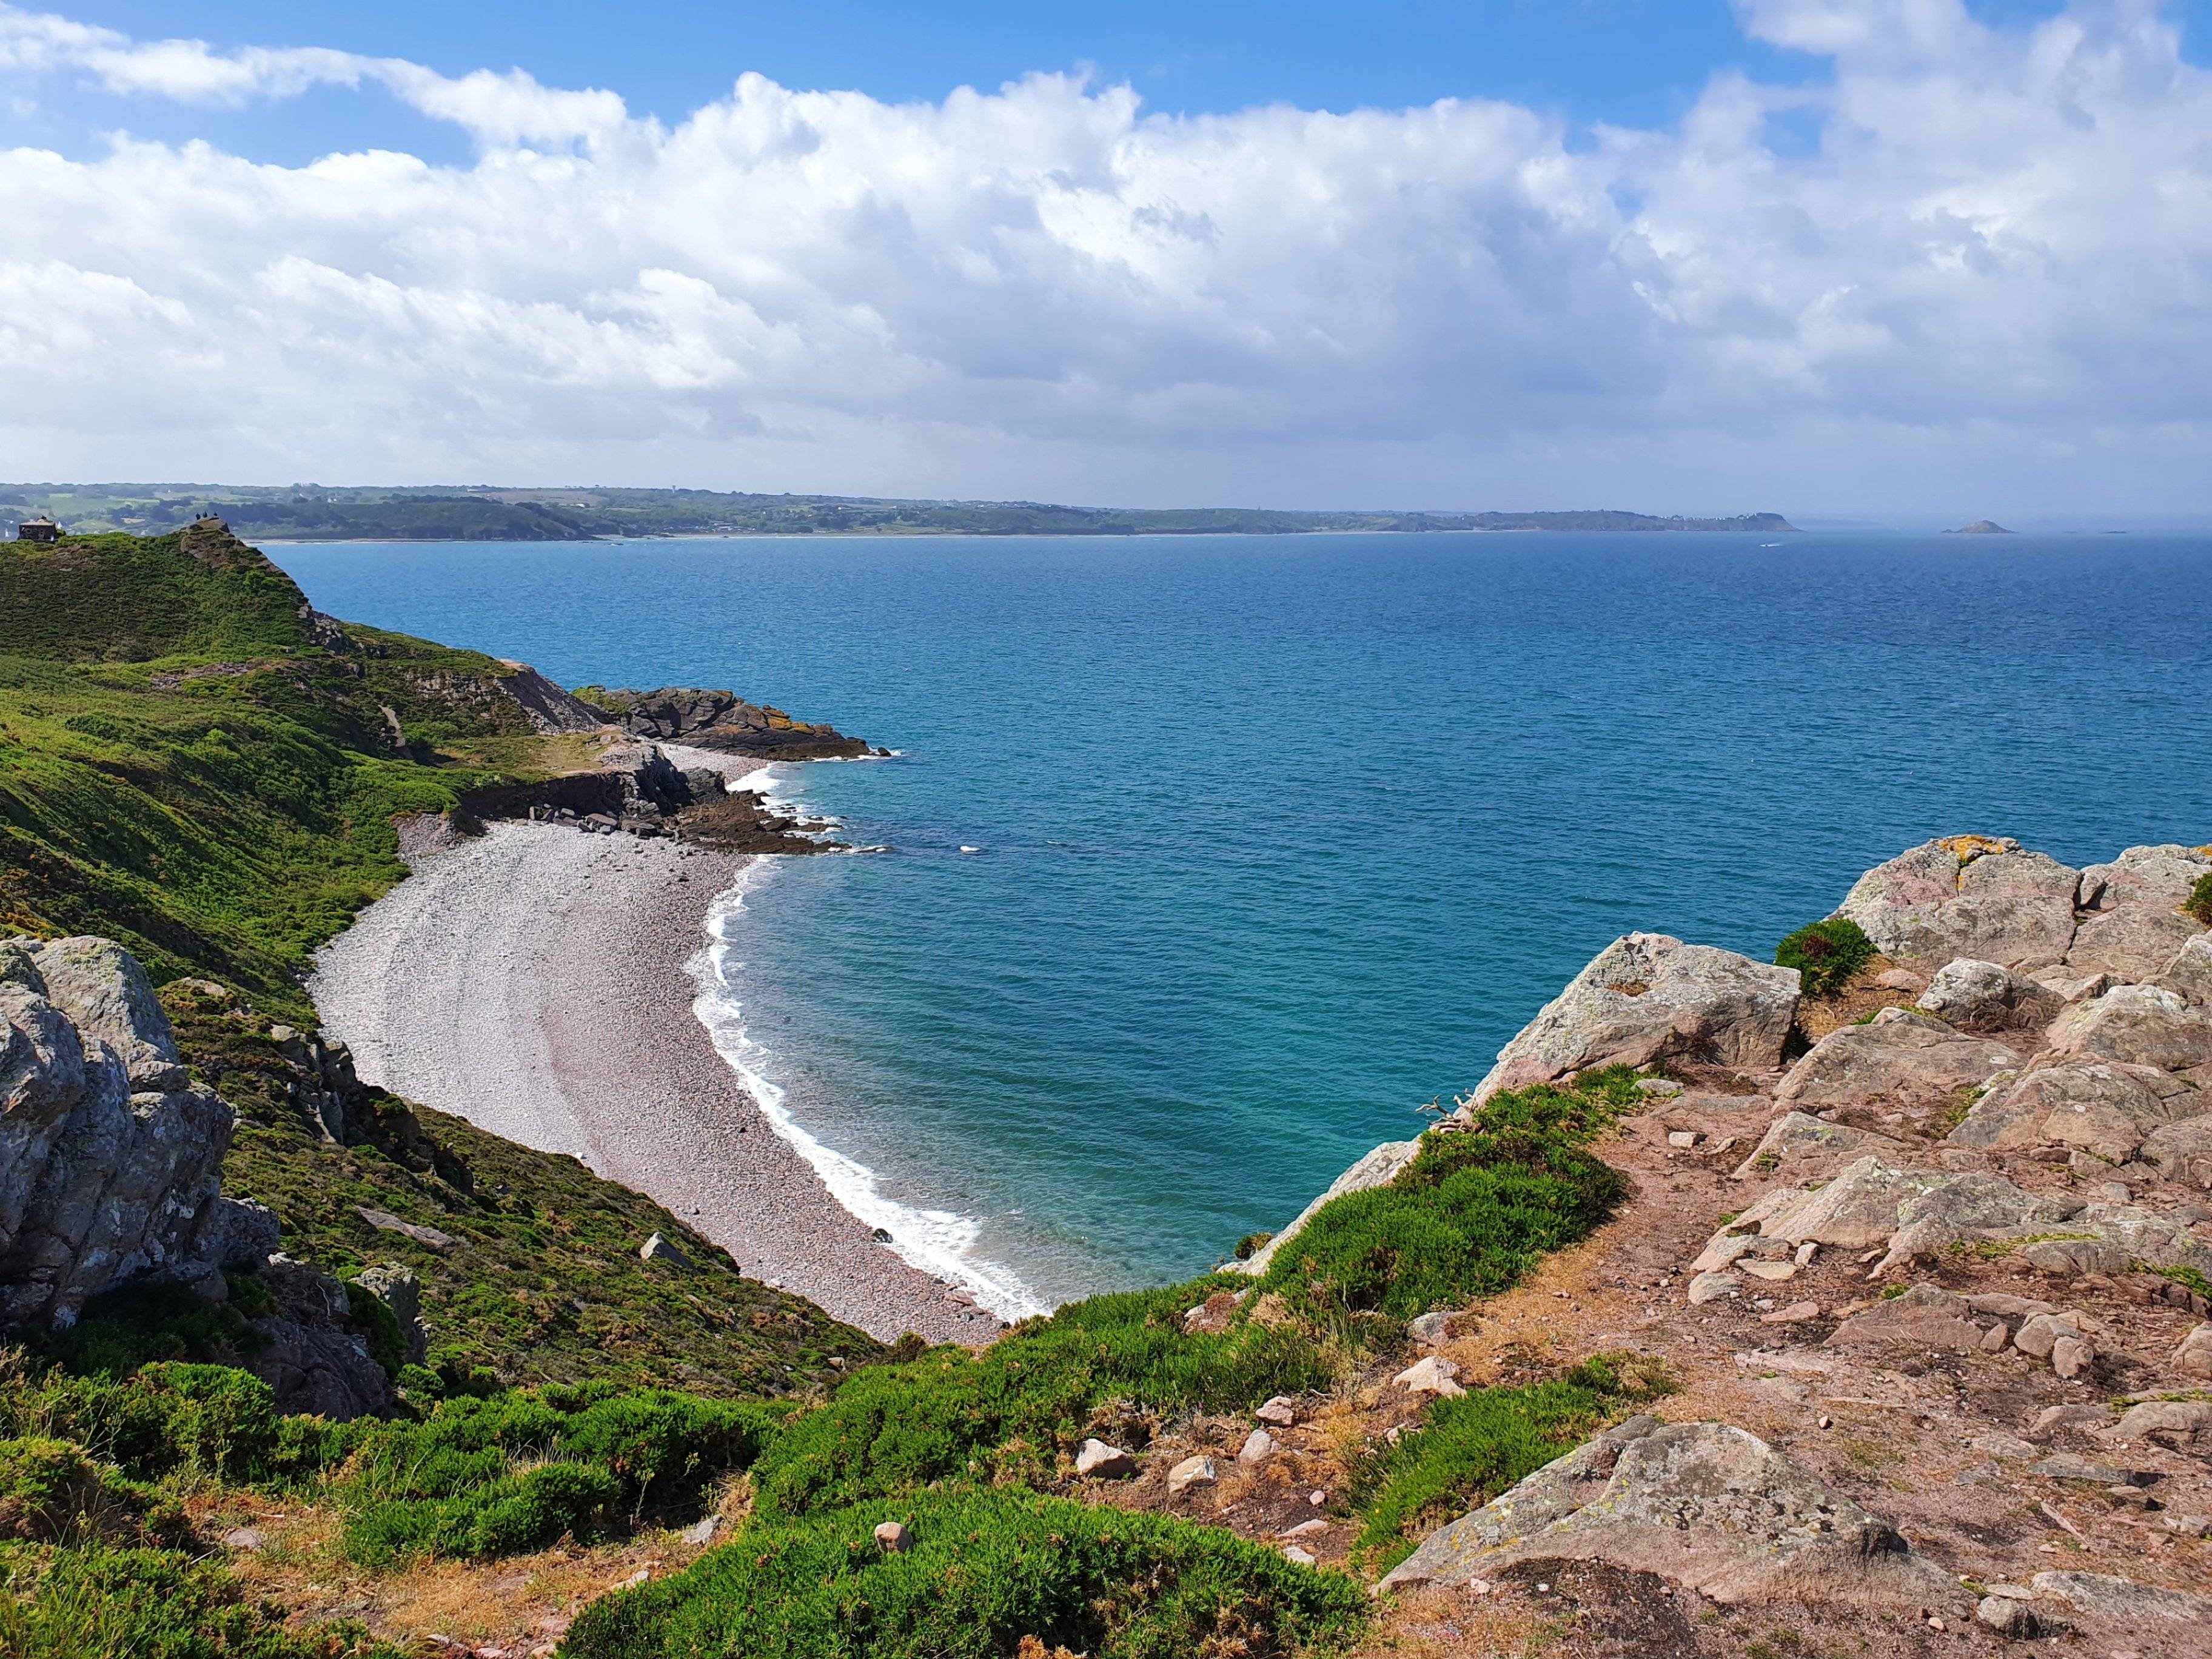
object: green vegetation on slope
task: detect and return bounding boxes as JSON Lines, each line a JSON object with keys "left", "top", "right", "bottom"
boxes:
{"left": 1774, "top": 915, "right": 1874, "bottom": 996}
{"left": 0, "top": 525, "right": 541, "bottom": 1013}
{"left": 0, "top": 1544, "right": 398, "bottom": 1659}
{"left": 338, "top": 1386, "right": 786, "bottom": 1564}
{"left": 565, "top": 1487, "right": 1369, "bottom": 1659}
{"left": 1348, "top": 1353, "right": 1669, "bottom": 1569}
{"left": 2185, "top": 871, "right": 2212, "bottom": 928}
{"left": 168, "top": 983, "right": 876, "bottom": 1394}
{"left": 1252, "top": 1070, "right": 1634, "bottom": 1320}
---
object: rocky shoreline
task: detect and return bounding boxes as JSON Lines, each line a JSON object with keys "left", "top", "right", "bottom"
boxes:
{"left": 1247, "top": 833, "right": 2212, "bottom": 1652}
{"left": 310, "top": 752, "right": 998, "bottom": 1349}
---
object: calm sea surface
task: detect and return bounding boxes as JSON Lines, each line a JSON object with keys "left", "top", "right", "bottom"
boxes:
{"left": 277, "top": 532, "right": 2212, "bottom": 1311}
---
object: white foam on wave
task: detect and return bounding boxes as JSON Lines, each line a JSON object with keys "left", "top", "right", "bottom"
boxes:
{"left": 687, "top": 861, "right": 1048, "bottom": 1322}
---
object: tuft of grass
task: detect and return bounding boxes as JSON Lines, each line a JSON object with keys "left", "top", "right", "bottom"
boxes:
{"left": 1347, "top": 1354, "right": 1671, "bottom": 1567}
{"left": 2151, "top": 1264, "right": 2212, "bottom": 1300}
{"left": 1775, "top": 917, "right": 1874, "bottom": 997}
{"left": 0, "top": 1358, "right": 350, "bottom": 1490}
{"left": 0, "top": 1439, "right": 192, "bottom": 1549}
{"left": 2185, "top": 872, "right": 2212, "bottom": 928}
{"left": 563, "top": 1486, "right": 1368, "bottom": 1659}
{"left": 1253, "top": 1070, "right": 1635, "bottom": 1322}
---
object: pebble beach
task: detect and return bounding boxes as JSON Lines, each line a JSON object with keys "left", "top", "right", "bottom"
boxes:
{"left": 309, "top": 763, "right": 1000, "bottom": 1349}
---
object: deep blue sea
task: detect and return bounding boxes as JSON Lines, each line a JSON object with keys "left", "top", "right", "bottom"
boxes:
{"left": 276, "top": 531, "right": 2212, "bottom": 1313}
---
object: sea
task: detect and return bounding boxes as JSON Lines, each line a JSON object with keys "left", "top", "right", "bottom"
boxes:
{"left": 275, "top": 530, "right": 2212, "bottom": 1318}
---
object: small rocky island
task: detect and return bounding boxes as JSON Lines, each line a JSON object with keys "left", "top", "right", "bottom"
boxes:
{"left": 1947, "top": 519, "right": 2014, "bottom": 534}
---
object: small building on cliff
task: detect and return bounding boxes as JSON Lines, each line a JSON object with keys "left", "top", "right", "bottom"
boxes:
{"left": 16, "top": 515, "right": 59, "bottom": 543}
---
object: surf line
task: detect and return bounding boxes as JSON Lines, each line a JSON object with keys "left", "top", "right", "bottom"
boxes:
{"left": 685, "top": 814, "right": 1048, "bottom": 1323}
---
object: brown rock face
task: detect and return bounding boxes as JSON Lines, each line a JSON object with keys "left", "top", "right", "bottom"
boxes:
{"left": 1467, "top": 933, "right": 1800, "bottom": 1105}
{"left": 1774, "top": 1007, "right": 2020, "bottom": 1110}
{"left": 582, "top": 687, "right": 871, "bottom": 759}
{"left": 1835, "top": 837, "right": 2079, "bottom": 968}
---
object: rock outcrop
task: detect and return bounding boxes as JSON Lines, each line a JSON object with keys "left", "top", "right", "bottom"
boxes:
{"left": 1914, "top": 958, "right": 2065, "bottom": 1032}
{"left": 1835, "top": 837, "right": 2079, "bottom": 968}
{"left": 578, "top": 687, "right": 873, "bottom": 759}
{"left": 1379, "top": 1418, "right": 1961, "bottom": 1609}
{"left": 1466, "top": 933, "right": 1799, "bottom": 1106}
{"left": 249, "top": 1255, "right": 393, "bottom": 1418}
{"left": 1, "top": 936, "right": 269, "bottom": 1325}
{"left": 1772, "top": 1007, "right": 2019, "bottom": 1111}
{"left": 1948, "top": 1059, "right": 2204, "bottom": 1164}
{"left": 492, "top": 662, "right": 611, "bottom": 734}
{"left": 2046, "top": 984, "right": 2212, "bottom": 1071}
{"left": 2070, "top": 845, "right": 2212, "bottom": 981}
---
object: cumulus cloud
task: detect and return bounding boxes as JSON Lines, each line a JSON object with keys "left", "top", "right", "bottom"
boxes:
{"left": 0, "top": 0, "right": 2207, "bottom": 512}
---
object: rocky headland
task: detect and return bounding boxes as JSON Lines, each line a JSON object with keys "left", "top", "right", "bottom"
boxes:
{"left": 1214, "top": 833, "right": 2212, "bottom": 1655}
{"left": 572, "top": 685, "right": 882, "bottom": 760}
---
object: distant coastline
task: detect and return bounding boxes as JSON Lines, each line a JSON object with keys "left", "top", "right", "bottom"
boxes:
{"left": 8, "top": 483, "right": 1797, "bottom": 543}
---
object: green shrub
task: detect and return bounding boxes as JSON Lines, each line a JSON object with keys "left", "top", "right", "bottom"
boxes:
{"left": 0, "top": 1359, "right": 361, "bottom": 1493}
{"left": 337, "top": 1386, "right": 782, "bottom": 1563}
{"left": 1349, "top": 1355, "right": 1669, "bottom": 1566}
{"left": 1774, "top": 917, "right": 1874, "bottom": 996}
{"left": 563, "top": 1486, "right": 1367, "bottom": 1659}
{"left": 1253, "top": 1071, "right": 1634, "bottom": 1321}
{"left": 0, "top": 1439, "right": 191, "bottom": 1548}
{"left": 2185, "top": 872, "right": 2212, "bottom": 928}
{"left": 0, "top": 1543, "right": 397, "bottom": 1658}
{"left": 750, "top": 1281, "right": 1332, "bottom": 1520}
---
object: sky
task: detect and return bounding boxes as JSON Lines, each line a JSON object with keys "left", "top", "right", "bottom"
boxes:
{"left": 2, "top": 1, "right": 2210, "bottom": 517}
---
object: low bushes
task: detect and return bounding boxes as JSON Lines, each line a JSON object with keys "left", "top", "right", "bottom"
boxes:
{"left": 1348, "top": 1355, "right": 1669, "bottom": 1566}
{"left": 0, "top": 1543, "right": 397, "bottom": 1659}
{"left": 749, "top": 1281, "right": 1333, "bottom": 1520}
{"left": 1774, "top": 916, "right": 1874, "bottom": 996}
{"left": 0, "top": 1439, "right": 190, "bottom": 1549}
{"left": 0, "top": 1359, "right": 349, "bottom": 1489}
{"left": 563, "top": 1486, "right": 1368, "bottom": 1659}
{"left": 1253, "top": 1071, "right": 1634, "bottom": 1321}
{"left": 338, "top": 1384, "right": 783, "bottom": 1563}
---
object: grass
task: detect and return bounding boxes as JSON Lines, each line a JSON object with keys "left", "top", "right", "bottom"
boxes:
{"left": 748, "top": 1278, "right": 1335, "bottom": 1520}
{"left": 337, "top": 1384, "right": 785, "bottom": 1564}
{"left": 1347, "top": 1355, "right": 1671, "bottom": 1569}
{"left": 0, "top": 528, "right": 553, "bottom": 1016}
{"left": 0, "top": 1543, "right": 398, "bottom": 1659}
{"left": 1774, "top": 917, "right": 1874, "bottom": 997}
{"left": 1251, "top": 1069, "right": 1634, "bottom": 1321}
{"left": 169, "top": 983, "right": 881, "bottom": 1396}
{"left": 563, "top": 1486, "right": 1369, "bottom": 1659}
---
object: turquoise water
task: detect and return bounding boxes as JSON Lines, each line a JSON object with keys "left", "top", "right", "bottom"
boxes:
{"left": 277, "top": 532, "right": 2212, "bottom": 1312}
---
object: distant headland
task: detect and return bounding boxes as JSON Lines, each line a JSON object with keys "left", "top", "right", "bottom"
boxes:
{"left": 7, "top": 484, "right": 1797, "bottom": 542}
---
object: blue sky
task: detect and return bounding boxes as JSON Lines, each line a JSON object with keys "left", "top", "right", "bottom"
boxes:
{"left": 4, "top": 1, "right": 2211, "bottom": 515}
{"left": 49, "top": 2, "right": 2208, "bottom": 137}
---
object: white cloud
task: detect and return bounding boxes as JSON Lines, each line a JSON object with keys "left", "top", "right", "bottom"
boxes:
{"left": 0, "top": 0, "right": 2207, "bottom": 514}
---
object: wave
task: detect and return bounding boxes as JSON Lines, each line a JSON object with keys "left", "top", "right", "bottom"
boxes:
{"left": 687, "top": 860, "right": 1049, "bottom": 1322}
